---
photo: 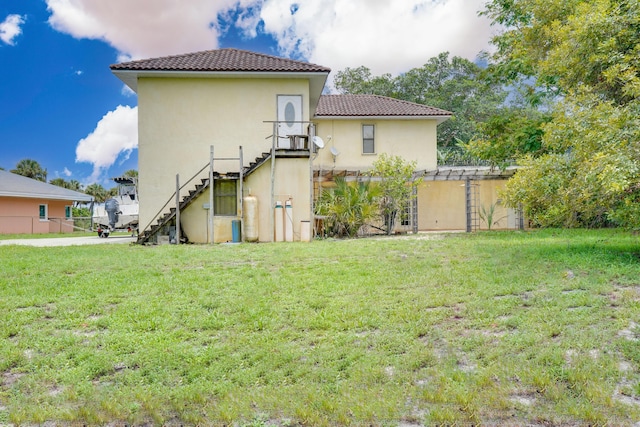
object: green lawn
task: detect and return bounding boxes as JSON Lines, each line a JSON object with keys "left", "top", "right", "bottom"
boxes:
{"left": 0, "top": 231, "right": 95, "bottom": 240}
{"left": 1, "top": 229, "right": 639, "bottom": 426}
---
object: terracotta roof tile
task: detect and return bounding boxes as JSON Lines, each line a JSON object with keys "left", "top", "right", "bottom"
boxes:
{"left": 110, "top": 48, "right": 331, "bottom": 73}
{"left": 315, "top": 94, "right": 452, "bottom": 118}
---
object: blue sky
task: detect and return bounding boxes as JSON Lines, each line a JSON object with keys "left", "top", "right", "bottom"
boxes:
{"left": 0, "top": 0, "right": 492, "bottom": 188}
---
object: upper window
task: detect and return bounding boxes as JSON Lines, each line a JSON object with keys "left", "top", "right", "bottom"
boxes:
{"left": 362, "top": 124, "right": 375, "bottom": 154}
{"left": 214, "top": 180, "right": 237, "bottom": 216}
{"left": 65, "top": 205, "right": 72, "bottom": 219}
{"left": 39, "top": 204, "right": 48, "bottom": 220}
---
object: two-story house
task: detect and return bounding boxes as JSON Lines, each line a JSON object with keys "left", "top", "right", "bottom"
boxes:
{"left": 111, "top": 49, "right": 519, "bottom": 244}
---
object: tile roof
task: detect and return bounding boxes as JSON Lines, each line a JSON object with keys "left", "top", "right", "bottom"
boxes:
{"left": 315, "top": 94, "right": 452, "bottom": 118}
{"left": 0, "top": 170, "right": 93, "bottom": 202}
{"left": 110, "top": 48, "right": 331, "bottom": 73}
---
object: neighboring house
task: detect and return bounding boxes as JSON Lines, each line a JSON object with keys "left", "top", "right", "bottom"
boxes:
{"left": 110, "top": 49, "right": 519, "bottom": 244}
{"left": 0, "top": 170, "right": 93, "bottom": 234}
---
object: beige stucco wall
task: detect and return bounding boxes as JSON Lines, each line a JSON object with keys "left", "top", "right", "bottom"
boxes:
{"left": 313, "top": 119, "right": 438, "bottom": 172}
{"left": 137, "top": 77, "right": 311, "bottom": 233}
{"left": 178, "top": 156, "right": 312, "bottom": 243}
{"left": 273, "top": 157, "right": 312, "bottom": 242}
{"left": 244, "top": 157, "right": 312, "bottom": 242}
{"left": 0, "top": 197, "right": 74, "bottom": 234}
{"left": 180, "top": 186, "right": 237, "bottom": 244}
{"left": 417, "top": 179, "right": 516, "bottom": 231}
{"left": 474, "top": 179, "right": 520, "bottom": 230}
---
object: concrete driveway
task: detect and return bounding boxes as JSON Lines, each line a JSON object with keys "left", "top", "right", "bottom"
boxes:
{"left": 0, "top": 234, "right": 136, "bottom": 247}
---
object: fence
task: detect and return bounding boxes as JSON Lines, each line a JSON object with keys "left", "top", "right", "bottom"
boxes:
{"left": 0, "top": 216, "right": 93, "bottom": 235}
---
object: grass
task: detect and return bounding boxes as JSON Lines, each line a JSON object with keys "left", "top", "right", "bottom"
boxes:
{"left": 1, "top": 229, "right": 639, "bottom": 426}
{"left": 0, "top": 231, "right": 96, "bottom": 240}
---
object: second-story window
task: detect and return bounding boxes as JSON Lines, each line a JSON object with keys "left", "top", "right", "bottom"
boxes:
{"left": 363, "top": 124, "right": 375, "bottom": 154}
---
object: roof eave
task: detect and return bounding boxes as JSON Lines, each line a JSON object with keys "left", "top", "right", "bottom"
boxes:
{"left": 111, "top": 69, "right": 330, "bottom": 94}
{"left": 0, "top": 191, "right": 94, "bottom": 202}
{"left": 314, "top": 115, "right": 452, "bottom": 123}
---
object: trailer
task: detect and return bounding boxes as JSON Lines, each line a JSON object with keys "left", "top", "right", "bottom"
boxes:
{"left": 92, "top": 177, "right": 139, "bottom": 238}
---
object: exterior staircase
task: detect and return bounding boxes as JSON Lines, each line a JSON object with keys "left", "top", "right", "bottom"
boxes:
{"left": 136, "top": 151, "right": 272, "bottom": 244}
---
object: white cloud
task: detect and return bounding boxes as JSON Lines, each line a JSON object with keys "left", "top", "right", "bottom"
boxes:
{"left": 0, "top": 14, "right": 26, "bottom": 46}
{"left": 258, "top": 0, "right": 494, "bottom": 75}
{"left": 75, "top": 105, "right": 138, "bottom": 183}
{"left": 44, "top": 0, "right": 493, "bottom": 76}
{"left": 45, "top": 0, "right": 244, "bottom": 59}
{"left": 63, "top": 167, "right": 72, "bottom": 177}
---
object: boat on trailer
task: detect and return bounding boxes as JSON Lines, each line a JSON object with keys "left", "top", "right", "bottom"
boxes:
{"left": 92, "top": 177, "right": 139, "bottom": 238}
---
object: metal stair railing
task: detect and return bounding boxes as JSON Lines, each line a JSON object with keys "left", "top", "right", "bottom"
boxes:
{"left": 138, "top": 162, "right": 211, "bottom": 242}
{"left": 138, "top": 146, "right": 274, "bottom": 245}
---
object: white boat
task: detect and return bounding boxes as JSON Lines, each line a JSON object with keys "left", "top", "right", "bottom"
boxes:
{"left": 92, "top": 177, "right": 139, "bottom": 237}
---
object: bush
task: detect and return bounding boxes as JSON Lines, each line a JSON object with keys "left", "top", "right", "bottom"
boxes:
{"left": 315, "top": 177, "right": 380, "bottom": 238}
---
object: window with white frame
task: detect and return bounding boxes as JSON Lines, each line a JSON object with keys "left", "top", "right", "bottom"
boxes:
{"left": 362, "top": 124, "right": 375, "bottom": 154}
{"left": 39, "top": 204, "right": 48, "bottom": 220}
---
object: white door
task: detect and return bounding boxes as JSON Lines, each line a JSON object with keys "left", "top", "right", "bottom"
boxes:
{"left": 277, "top": 95, "right": 303, "bottom": 148}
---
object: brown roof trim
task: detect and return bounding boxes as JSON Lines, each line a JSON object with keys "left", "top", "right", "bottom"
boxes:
{"left": 110, "top": 48, "right": 331, "bottom": 73}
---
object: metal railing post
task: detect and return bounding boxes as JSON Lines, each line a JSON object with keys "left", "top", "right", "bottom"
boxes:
{"left": 175, "top": 174, "right": 180, "bottom": 244}
{"left": 209, "top": 145, "right": 214, "bottom": 245}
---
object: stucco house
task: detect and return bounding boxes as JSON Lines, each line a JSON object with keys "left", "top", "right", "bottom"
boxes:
{"left": 110, "top": 49, "right": 518, "bottom": 244}
{"left": 0, "top": 170, "right": 93, "bottom": 234}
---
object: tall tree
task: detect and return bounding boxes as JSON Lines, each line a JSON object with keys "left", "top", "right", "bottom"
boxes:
{"left": 370, "top": 154, "right": 421, "bottom": 235}
{"left": 67, "top": 180, "right": 82, "bottom": 191}
{"left": 333, "top": 66, "right": 397, "bottom": 97}
{"left": 49, "top": 178, "right": 83, "bottom": 191}
{"left": 84, "top": 183, "right": 109, "bottom": 203}
{"left": 398, "top": 53, "right": 508, "bottom": 147}
{"left": 11, "top": 159, "right": 47, "bottom": 182}
{"left": 482, "top": 0, "right": 640, "bottom": 229}
{"left": 462, "top": 107, "right": 551, "bottom": 168}
{"left": 122, "top": 169, "right": 138, "bottom": 179}
{"left": 484, "top": 0, "right": 640, "bottom": 105}
{"left": 333, "top": 53, "right": 508, "bottom": 148}
{"left": 49, "top": 178, "right": 69, "bottom": 188}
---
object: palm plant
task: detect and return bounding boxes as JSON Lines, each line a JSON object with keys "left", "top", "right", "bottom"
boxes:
{"left": 49, "top": 177, "right": 68, "bottom": 188}
{"left": 68, "top": 180, "right": 82, "bottom": 191}
{"left": 315, "top": 177, "right": 381, "bottom": 238}
{"left": 11, "top": 159, "right": 47, "bottom": 182}
{"left": 478, "top": 202, "right": 507, "bottom": 230}
{"left": 84, "top": 183, "right": 109, "bottom": 203}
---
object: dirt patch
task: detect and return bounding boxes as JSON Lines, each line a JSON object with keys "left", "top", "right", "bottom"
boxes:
{"left": 2, "top": 371, "right": 25, "bottom": 388}
{"left": 457, "top": 353, "right": 477, "bottom": 373}
{"left": 48, "top": 384, "right": 63, "bottom": 397}
{"left": 614, "top": 378, "right": 640, "bottom": 407}
{"left": 619, "top": 322, "right": 639, "bottom": 341}
{"left": 564, "top": 349, "right": 600, "bottom": 367}
{"left": 561, "top": 288, "right": 586, "bottom": 294}
{"left": 612, "top": 284, "right": 640, "bottom": 304}
{"left": 422, "top": 337, "right": 449, "bottom": 361}
{"left": 509, "top": 393, "right": 536, "bottom": 407}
